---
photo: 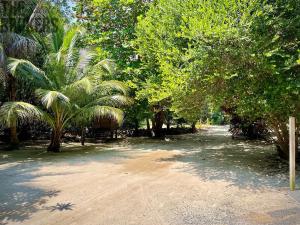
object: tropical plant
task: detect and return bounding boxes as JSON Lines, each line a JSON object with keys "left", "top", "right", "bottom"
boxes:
{"left": 0, "top": 0, "right": 38, "bottom": 144}
{"left": 0, "top": 26, "right": 131, "bottom": 151}
{"left": 0, "top": 0, "right": 65, "bottom": 145}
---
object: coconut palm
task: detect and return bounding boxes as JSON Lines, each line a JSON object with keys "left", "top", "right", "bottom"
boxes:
{"left": 0, "top": 0, "right": 53, "bottom": 145}
{"left": 0, "top": 26, "right": 131, "bottom": 152}
{"left": 0, "top": 58, "right": 48, "bottom": 146}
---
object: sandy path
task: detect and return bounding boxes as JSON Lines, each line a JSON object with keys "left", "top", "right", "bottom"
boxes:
{"left": 1, "top": 127, "right": 300, "bottom": 225}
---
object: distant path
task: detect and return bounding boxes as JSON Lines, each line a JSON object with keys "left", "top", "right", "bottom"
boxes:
{"left": 0, "top": 126, "right": 300, "bottom": 225}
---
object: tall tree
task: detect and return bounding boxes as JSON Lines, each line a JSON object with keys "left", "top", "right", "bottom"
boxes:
{"left": 0, "top": 0, "right": 46, "bottom": 145}
{"left": 75, "top": 0, "right": 151, "bottom": 72}
{"left": 135, "top": 0, "right": 300, "bottom": 157}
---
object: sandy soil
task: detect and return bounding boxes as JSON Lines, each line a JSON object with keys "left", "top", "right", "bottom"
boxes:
{"left": 0, "top": 126, "right": 300, "bottom": 225}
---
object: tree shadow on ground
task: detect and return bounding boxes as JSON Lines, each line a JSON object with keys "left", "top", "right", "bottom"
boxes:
{"left": 166, "top": 144, "right": 293, "bottom": 190}
{"left": 126, "top": 127, "right": 300, "bottom": 190}
{"left": 47, "top": 202, "right": 75, "bottom": 212}
{"left": 0, "top": 144, "right": 132, "bottom": 225}
{"left": 0, "top": 160, "right": 80, "bottom": 225}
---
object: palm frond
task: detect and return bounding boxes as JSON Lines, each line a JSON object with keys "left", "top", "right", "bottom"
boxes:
{"left": 36, "top": 89, "right": 70, "bottom": 109}
{"left": 44, "top": 52, "right": 58, "bottom": 66}
{"left": 95, "top": 59, "right": 117, "bottom": 75}
{"left": 7, "top": 33, "right": 38, "bottom": 57}
{"left": 58, "top": 26, "right": 83, "bottom": 63}
{"left": 55, "top": 27, "right": 77, "bottom": 62}
{"left": 0, "top": 44, "right": 5, "bottom": 66}
{"left": 82, "top": 106, "right": 124, "bottom": 125}
{"left": 96, "top": 95, "right": 133, "bottom": 107}
{"left": 98, "top": 80, "right": 128, "bottom": 95}
{"left": 56, "top": 27, "right": 84, "bottom": 81}
{"left": 41, "top": 111, "right": 55, "bottom": 128}
{"left": 30, "top": 31, "right": 50, "bottom": 55}
{"left": 76, "top": 49, "right": 96, "bottom": 73}
{"left": 50, "top": 28, "right": 65, "bottom": 53}
{"left": 7, "top": 58, "right": 48, "bottom": 86}
{"left": 64, "top": 77, "right": 93, "bottom": 96}
{"left": 65, "top": 37, "right": 79, "bottom": 68}
{"left": 60, "top": 26, "right": 83, "bottom": 53}
{"left": 0, "top": 101, "right": 43, "bottom": 127}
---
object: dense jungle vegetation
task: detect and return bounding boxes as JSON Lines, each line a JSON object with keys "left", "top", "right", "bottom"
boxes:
{"left": 0, "top": 0, "right": 299, "bottom": 158}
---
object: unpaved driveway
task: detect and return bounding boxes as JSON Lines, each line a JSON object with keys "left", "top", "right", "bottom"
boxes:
{"left": 0, "top": 126, "right": 300, "bottom": 225}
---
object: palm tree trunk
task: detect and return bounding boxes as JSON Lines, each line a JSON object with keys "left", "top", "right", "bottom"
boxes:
{"left": 10, "top": 120, "right": 19, "bottom": 146}
{"left": 48, "top": 130, "right": 62, "bottom": 152}
{"left": 8, "top": 75, "right": 19, "bottom": 146}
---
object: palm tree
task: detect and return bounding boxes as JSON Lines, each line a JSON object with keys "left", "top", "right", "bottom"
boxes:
{"left": 0, "top": 58, "right": 48, "bottom": 147}
{"left": 0, "top": 0, "right": 53, "bottom": 145}
{"left": 0, "top": 26, "right": 131, "bottom": 152}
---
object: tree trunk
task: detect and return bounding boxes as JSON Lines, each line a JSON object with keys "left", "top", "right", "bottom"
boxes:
{"left": 146, "top": 118, "right": 151, "bottom": 137}
{"left": 191, "top": 122, "right": 197, "bottom": 133}
{"left": 81, "top": 127, "right": 86, "bottom": 146}
{"left": 48, "top": 130, "right": 62, "bottom": 152}
{"left": 166, "top": 120, "right": 170, "bottom": 131}
{"left": 276, "top": 142, "right": 289, "bottom": 160}
{"left": 271, "top": 121, "right": 290, "bottom": 160}
{"left": 146, "top": 119, "right": 151, "bottom": 131}
{"left": 8, "top": 75, "right": 19, "bottom": 146}
{"left": 10, "top": 120, "right": 19, "bottom": 147}
{"left": 153, "top": 110, "right": 164, "bottom": 138}
{"left": 296, "top": 126, "right": 299, "bottom": 160}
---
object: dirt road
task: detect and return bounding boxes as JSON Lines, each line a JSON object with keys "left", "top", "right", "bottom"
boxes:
{"left": 1, "top": 126, "right": 300, "bottom": 225}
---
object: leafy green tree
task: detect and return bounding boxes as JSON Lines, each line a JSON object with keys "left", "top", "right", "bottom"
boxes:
{"left": 135, "top": 0, "right": 300, "bottom": 157}
{"left": 187, "top": 0, "right": 300, "bottom": 157}
{"left": 75, "top": 0, "right": 151, "bottom": 72}
{"left": 135, "top": 0, "right": 253, "bottom": 132}
{"left": 217, "top": 0, "right": 300, "bottom": 158}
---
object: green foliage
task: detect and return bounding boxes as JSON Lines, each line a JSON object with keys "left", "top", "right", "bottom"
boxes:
{"left": 1, "top": 0, "right": 299, "bottom": 154}
{"left": 135, "top": 0, "right": 258, "bottom": 122}
{"left": 0, "top": 24, "right": 130, "bottom": 150}
{"left": 75, "top": 0, "right": 151, "bottom": 71}
{"left": 37, "top": 26, "right": 130, "bottom": 129}
{"left": 75, "top": 0, "right": 153, "bottom": 129}
{"left": 135, "top": 0, "right": 300, "bottom": 155}
{"left": 0, "top": 101, "right": 43, "bottom": 127}
{"left": 0, "top": 0, "right": 67, "bottom": 145}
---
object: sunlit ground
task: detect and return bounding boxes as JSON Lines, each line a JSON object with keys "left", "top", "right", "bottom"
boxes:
{"left": 0, "top": 126, "right": 300, "bottom": 225}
